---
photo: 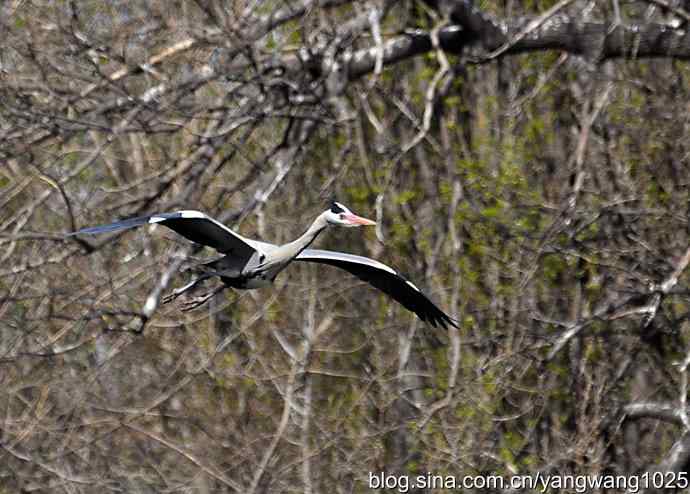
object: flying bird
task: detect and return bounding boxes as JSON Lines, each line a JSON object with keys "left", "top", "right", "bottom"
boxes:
{"left": 69, "top": 202, "right": 457, "bottom": 328}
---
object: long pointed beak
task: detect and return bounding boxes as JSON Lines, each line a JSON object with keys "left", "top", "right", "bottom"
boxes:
{"left": 345, "top": 213, "right": 376, "bottom": 226}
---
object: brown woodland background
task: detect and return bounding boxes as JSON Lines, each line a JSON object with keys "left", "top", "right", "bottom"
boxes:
{"left": 1, "top": 0, "right": 690, "bottom": 492}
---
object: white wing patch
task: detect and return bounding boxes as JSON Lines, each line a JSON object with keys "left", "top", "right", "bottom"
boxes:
{"left": 406, "top": 280, "right": 421, "bottom": 292}
{"left": 179, "top": 210, "right": 206, "bottom": 219}
{"left": 148, "top": 216, "right": 167, "bottom": 223}
{"left": 370, "top": 260, "right": 397, "bottom": 276}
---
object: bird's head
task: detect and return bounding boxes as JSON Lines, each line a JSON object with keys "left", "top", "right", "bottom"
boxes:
{"left": 324, "top": 201, "right": 376, "bottom": 228}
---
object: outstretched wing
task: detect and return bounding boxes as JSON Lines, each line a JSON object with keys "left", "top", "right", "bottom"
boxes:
{"left": 68, "top": 210, "right": 261, "bottom": 260}
{"left": 296, "top": 249, "right": 457, "bottom": 329}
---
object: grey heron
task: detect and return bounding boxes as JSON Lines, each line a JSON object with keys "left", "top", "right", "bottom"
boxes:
{"left": 69, "top": 202, "right": 457, "bottom": 329}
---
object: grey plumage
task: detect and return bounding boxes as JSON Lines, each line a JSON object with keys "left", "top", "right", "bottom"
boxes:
{"left": 68, "top": 204, "right": 457, "bottom": 328}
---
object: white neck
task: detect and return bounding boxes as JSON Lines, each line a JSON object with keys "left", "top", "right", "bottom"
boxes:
{"left": 286, "top": 212, "right": 329, "bottom": 254}
{"left": 272, "top": 212, "right": 329, "bottom": 263}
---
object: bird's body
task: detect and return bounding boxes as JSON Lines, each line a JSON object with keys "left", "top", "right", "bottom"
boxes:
{"left": 69, "top": 202, "right": 457, "bottom": 329}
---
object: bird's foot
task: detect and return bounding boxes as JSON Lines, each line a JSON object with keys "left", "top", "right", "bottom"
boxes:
{"left": 179, "top": 287, "right": 223, "bottom": 312}
{"left": 179, "top": 294, "right": 211, "bottom": 311}
{"left": 162, "top": 286, "right": 186, "bottom": 305}
{"left": 163, "top": 277, "right": 207, "bottom": 304}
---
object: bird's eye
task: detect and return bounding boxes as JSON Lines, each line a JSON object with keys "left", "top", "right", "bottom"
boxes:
{"left": 339, "top": 214, "right": 345, "bottom": 219}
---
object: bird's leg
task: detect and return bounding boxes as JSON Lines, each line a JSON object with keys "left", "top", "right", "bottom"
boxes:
{"left": 162, "top": 274, "right": 212, "bottom": 304}
{"left": 179, "top": 284, "right": 226, "bottom": 312}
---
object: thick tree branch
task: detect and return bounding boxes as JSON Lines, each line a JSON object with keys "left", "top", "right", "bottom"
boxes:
{"left": 623, "top": 402, "right": 685, "bottom": 426}
{"left": 513, "top": 18, "right": 690, "bottom": 60}
{"left": 347, "top": 19, "right": 689, "bottom": 84}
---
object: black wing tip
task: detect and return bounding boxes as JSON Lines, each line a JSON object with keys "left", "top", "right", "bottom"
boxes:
{"left": 65, "top": 212, "right": 178, "bottom": 237}
{"left": 395, "top": 272, "right": 458, "bottom": 330}
{"left": 409, "top": 285, "right": 458, "bottom": 330}
{"left": 66, "top": 225, "right": 116, "bottom": 236}
{"left": 424, "top": 312, "right": 459, "bottom": 330}
{"left": 414, "top": 296, "right": 458, "bottom": 330}
{"left": 440, "top": 309, "right": 460, "bottom": 329}
{"left": 440, "top": 314, "right": 460, "bottom": 330}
